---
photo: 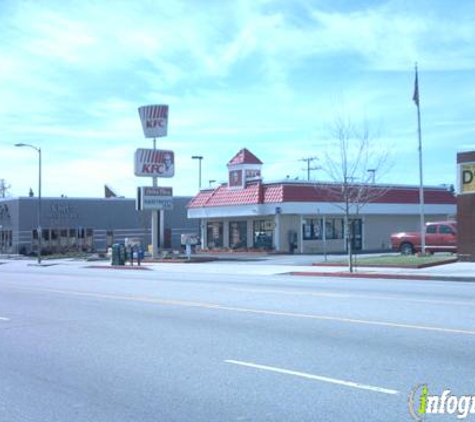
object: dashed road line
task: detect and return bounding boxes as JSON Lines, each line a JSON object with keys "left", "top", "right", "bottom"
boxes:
{"left": 225, "top": 360, "right": 400, "bottom": 395}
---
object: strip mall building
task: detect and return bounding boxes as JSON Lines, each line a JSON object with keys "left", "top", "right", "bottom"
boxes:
{"left": 0, "top": 196, "right": 197, "bottom": 255}
{"left": 187, "top": 149, "right": 456, "bottom": 254}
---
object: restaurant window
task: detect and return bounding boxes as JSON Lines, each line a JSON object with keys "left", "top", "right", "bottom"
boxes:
{"left": 51, "top": 229, "right": 59, "bottom": 241}
{"left": 106, "top": 230, "right": 114, "bottom": 248}
{"left": 229, "top": 221, "right": 247, "bottom": 249}
{"left": 42, "top": 229, "right": 50, "bottom": 241}
{"left": 325, "top": 218, "right": 344, "bottom": 239}
{"left": 0, "top": 230, "right": 12, "bottom": 251}
{"left": 60, "top": 229, "right": 68, "bottom": 249}
{"left": 206, "top": 222, "right": 223, "bottom": 248}
{"left": 253, "top": 220, "right": 273, "bottom": 249}
{"left": 50, "top": 229, "right": 59, "bottom": 252}
{"left": 85, "top": 229, "right": 94, "bottom": 250}
{"left": 69, "top": 228, "right": 77, "bottom": 247}
{"left": 302, "top": 218, "right": 323, "bottom": 240}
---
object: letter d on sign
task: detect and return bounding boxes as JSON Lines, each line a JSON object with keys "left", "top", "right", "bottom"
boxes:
{"left": 462, "top": 170, "right": 474, "bottom": 185}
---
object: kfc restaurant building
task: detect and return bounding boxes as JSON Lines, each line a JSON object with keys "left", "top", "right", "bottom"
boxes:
{"left": 187, "top": 149, "right": 456, "bottom": 254}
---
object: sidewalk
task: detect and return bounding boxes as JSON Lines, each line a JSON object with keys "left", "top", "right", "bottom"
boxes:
{"left": 91, "top": 258, "right": 475, "bottom": 282}
{"left": 289, "top": 262, "right": 475, "bottom": 282}
{"left": 1, "top": 254, "right": 474, "bottom": 282}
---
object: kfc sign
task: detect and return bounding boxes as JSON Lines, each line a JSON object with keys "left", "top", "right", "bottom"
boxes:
{"left": 138, "top": 104, "right": 168, "bottom": 138}
{"left": 134, "top": 149, "right": 175, "bottom": 177}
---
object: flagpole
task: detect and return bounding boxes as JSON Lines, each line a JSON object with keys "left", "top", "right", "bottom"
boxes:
{"left": 414, "top": 63, "right": 426, "bottom": 254}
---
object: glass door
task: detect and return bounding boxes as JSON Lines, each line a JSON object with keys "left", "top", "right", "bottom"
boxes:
{"left": 350, "top": 219, "right": 363, "bottom": 251}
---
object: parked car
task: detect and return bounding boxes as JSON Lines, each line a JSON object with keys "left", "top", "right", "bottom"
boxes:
{"left": 390, "top": 221, "right": 457, "bottom": 255}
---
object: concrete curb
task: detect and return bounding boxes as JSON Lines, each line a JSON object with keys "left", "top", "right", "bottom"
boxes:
{"left": 86, "top": 265, "right": 152, "bottom": 271}
{"left": 142, "top": 257, "right": 218, "bottom": 264}
{"left": 289, "top": 271, "right": 475, "bottom": 282}
{"left": 312, "top": 258, "right": 458, "bottom": 269}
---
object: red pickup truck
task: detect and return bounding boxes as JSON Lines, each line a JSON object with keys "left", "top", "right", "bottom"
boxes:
{"left": 390, "top": 221, "right": 457, "bottom": 255}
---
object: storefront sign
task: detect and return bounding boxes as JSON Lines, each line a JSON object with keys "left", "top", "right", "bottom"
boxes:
{"left": 46, "top": 204, "right": 79, "bottom": 220}
{"left": 136, "top": 186, "right": 173, "bottom": 211}
{"left": 134, "top": 149, "right": 174, "bottom": 177}
{"left": 138, "top": 104, "right": 168, "bottom": 138}
{"left": 460, "top": 162, "right": 475, "bottom": 194}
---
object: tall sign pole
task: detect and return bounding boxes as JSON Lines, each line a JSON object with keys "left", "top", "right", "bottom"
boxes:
{"left": 413, "top": 63, "right": 426, "bottom": 254}
{"left": 137, "top": 105, "right": 171, "bottom": 259}
{"left": 152, "top": 137, "right": 159, "bottom": 259}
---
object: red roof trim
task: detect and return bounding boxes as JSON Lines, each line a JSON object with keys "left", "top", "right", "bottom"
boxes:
{"left": 187, "top": 183, "right": 456, "bottom": 208}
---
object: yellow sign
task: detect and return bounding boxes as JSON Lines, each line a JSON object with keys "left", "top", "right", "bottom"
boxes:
{"left": 461, "top": 163, "right": 475, "bottom": 193}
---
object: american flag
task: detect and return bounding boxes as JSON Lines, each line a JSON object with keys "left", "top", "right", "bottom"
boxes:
{"left": 412, "top": 65, "right": 419, "bottom": 107}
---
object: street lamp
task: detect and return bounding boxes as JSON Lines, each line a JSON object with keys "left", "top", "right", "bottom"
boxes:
{"left": 15, "top": 143, "right": 42, "bottom": 265}
{"left": 191, "top": 155, "right": 203, "bottom": 190}
{"left": 208, "top": 179, "right": 216, "bottom": 188}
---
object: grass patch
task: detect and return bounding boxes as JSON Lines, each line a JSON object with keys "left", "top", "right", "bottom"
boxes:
{"left": 325, "top": 254, "right": 456, "bottom": 268}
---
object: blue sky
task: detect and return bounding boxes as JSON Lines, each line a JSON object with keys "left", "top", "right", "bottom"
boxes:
{"left": 1, "top": 0, "right": 474, "bottom": 198}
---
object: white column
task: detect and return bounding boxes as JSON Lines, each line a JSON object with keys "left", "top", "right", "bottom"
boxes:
{"left": 201, "top": 219, "right": 207, "bottom": 250}
{"left": 274, "top": 213, "right": 280, "bottom": 251}
{"left": 223, "top": 220, "right": 230, "bottom": 248}
{"left": 322, "top": 215, "right": 327, "bottom": 261}
{"left": 247, "top": 219, "right": 253, "bottom": 248}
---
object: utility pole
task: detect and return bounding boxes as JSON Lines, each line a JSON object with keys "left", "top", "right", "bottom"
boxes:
{"left": 192, "top": 156, "right": 203, "bottom": 189}
{"left": 0, "top": 179, "right": 11, "bottom": 198}
{"left": 299, "top": 157, "right": 320, "bottom": 181}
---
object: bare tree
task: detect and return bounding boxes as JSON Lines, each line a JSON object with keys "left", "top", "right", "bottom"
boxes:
{"left": 318, "top": 115, "right": 392, "bottom": 272}
{"left": 0, "top": 179, "right": 11, "bottom": 198}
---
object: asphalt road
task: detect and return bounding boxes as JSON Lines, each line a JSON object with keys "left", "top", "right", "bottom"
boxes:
{"left": 1, "top": 260, "right": 474, "bottom": 421}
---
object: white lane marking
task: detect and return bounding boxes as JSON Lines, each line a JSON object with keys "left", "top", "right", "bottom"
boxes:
{"left": 225, "top": 360, "right": 399, "bottom": 395}
{"left": 0, "top": 317, "right": 10, "bottom": 321}
{"left": 229, "top": 287, "right": 475, "bottom": 307}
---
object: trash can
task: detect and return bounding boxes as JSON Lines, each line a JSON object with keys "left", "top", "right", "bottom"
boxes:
{"left": 111, "top": 243, "right": 126, "bottom": 266}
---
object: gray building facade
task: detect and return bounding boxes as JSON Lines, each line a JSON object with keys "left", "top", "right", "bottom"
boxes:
{"left": 0, "top": 196, "right": 197, "bottom": 255}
